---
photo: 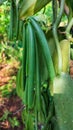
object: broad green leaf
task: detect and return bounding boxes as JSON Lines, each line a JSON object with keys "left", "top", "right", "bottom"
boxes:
{"left": 53, "top": 73, "right": 73, "bottom": 130}
{"left": 19, "top": 0, "right": 51, "bottom": 20}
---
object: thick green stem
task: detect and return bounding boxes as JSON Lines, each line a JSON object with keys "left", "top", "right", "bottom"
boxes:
{"left": 52, "top": 0, "right": 57, "bottom": 23}
{"left": 53, "top": 0, "right": 65, "bottom": 74}
{"left": 16, "top": 3, "right": 19, "bottom": 39}
{"left": 66, "top": 18, "right": 73, "bottom": 40}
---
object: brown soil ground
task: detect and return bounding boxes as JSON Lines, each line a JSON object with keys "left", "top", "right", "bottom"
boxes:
{"left": 0, "top": 60, "right": 73, "bottom": 130}
{"left": 0, "top": 96, "right": 24, "bottom": 130}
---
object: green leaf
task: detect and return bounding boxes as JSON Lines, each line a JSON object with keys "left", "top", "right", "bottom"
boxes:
{"left": 53, "top": 73, "right": 73, "bottom": 130}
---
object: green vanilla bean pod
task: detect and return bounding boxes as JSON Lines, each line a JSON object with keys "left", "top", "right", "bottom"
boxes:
{"left": 29, "top": 17, "right": 55, "bottom": 81}
{"left": 25, "top": 22, "right": 35, "bottom": 109}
